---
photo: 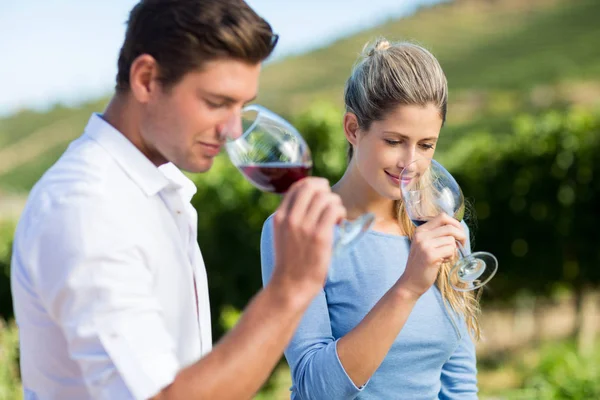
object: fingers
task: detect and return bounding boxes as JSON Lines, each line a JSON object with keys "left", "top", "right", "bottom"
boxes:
{"left": 429, "top": 244, "right": 458, "bottom": 265}
{"left": 425, "top": 235, "right": 457, "bottom": 250}
{"left": 412, "top": 234, "right": 458, "bottom": 260}
{"left": 275, "top": 177, "right": 346, "bottom": 245}
{"left": 315, "top": 198, "right": 347, "bottom": 235}
{"left": 276, "top": 177, "right": 329, "bottom": 225}
{"left": 414, "top": 214, "right": 466, "bottom": 247}
{"left": 418, "top": 213, "right": 461, "bottom": 231}
{"left": 414, "top": 225, "right": 465, "bottom": 245}
{"left": 286, "top": 178, "right": 330, "bottom": 227}
{"left": 302, "top": 191, "right": 343, "bottom": 228}
{"left": 430, "top": 225, "right": 466, "bottom": 246}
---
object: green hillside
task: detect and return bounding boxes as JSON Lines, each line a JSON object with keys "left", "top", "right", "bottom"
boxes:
{"left": 1, "top": 0, "right": 599, "bottom": 194}
{"left": 258, "top": 0, "right": 600, "bottom": 111}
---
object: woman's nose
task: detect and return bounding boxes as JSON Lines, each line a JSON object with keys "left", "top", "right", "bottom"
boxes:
{"left": 398, "top": 149, "right": 417, "bottom": 172}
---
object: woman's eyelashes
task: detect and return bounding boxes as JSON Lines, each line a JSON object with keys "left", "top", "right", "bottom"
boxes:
{"left": 383, "top": 139, "right": 435, "bottom": 151}
{"left": 384, "top": 139, "right": 402, "bottom": 146}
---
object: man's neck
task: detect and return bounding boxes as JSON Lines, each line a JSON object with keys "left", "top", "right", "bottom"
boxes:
{"left": 102, "top": 93, "right": 163, "bottom": 167}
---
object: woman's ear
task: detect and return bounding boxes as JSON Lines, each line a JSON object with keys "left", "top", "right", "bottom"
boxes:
{"left": 343, "top": 112, "right": 360, "bottom": 147}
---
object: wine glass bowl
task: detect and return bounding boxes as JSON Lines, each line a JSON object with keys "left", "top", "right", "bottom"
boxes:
{"left": 400, "top": 158, "right": 497, "bottom": 291}
{"left": 226, "top": 105, "right": 312, "bottom": 194}
{"left": 225, "top": 105, "right": 375, "bottom": 251}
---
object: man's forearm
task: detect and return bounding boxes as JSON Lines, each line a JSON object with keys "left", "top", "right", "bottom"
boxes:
{"left": 155, "top": 281, "right": 314, "bottom": 400}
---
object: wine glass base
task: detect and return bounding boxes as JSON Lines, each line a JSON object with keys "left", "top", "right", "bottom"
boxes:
{"left": 334, "top": 213, "right": 376, "bottom": 253}
{"left": 458, "top": 259, "right": 486, "bottom": 281}
{"left": 450, "top": 252, "right": 498, "bottom": 292}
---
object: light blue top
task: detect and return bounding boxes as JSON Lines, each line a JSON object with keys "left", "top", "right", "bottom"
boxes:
{"left": 260, "top": 216, "right": 478, "bottom": 400}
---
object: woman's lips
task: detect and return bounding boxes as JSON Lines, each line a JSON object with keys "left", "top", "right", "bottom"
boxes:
{"left": 386, "top": 170, "right": 414, "bottom": 186}
{"left": 385, "top": 170, "right": 400, "bottom": 185}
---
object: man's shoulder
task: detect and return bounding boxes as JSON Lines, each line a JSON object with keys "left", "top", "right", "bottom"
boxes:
{"left": 40, "top": 136, "right": 112, "bottom": 186}
{"left": 24, "top": 137, "right": 133, "bottom": 218}
{"left": 14, "top": 143, "right": 144, "bottom": 255}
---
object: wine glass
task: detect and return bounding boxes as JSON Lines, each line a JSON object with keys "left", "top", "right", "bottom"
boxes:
{"left": 400, "top": 158, "right": 498, "bottom": 291}
{"left": 225, "top": 104, "right": 375, "bottom": 252}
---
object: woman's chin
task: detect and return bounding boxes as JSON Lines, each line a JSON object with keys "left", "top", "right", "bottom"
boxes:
{"left": 374, "top": 184, "right": 402, "bottom": 201}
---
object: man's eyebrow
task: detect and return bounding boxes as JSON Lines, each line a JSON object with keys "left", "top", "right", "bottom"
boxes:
{"left": 203, "top": 92, "right": 257, "bottom": 104}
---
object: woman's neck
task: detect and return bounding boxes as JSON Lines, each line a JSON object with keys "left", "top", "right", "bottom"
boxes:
{"left": 332, "top": 162, "right": 405, "bottom": 235}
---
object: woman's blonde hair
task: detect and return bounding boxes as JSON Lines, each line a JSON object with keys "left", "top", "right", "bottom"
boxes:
{"left": 344, "top": 38, "right": 481, "bottom": 340}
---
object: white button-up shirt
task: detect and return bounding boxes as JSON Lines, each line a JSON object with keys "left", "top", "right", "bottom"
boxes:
{"left": 11, "top": 114, "right": 213, "bottom": 400}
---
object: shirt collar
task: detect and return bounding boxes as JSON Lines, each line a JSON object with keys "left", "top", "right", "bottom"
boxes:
{"left": 158, "top": 162, "right": 198, "bottom": 203}
{"left": 84, "top": 113, "right": 196, "bottom": 199}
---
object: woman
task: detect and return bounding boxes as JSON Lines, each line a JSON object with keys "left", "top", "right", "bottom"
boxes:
{"left": 261, "top": 38, "right": 480, "bottom": 399}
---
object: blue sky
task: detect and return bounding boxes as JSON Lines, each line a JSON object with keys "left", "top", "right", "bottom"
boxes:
{"left": 0, "top": 0, "right": 442, "bottom": 116}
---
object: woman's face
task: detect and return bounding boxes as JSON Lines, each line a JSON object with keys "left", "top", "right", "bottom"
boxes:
{"left": 351, "top": 103, "right": 443, "bottom": 200}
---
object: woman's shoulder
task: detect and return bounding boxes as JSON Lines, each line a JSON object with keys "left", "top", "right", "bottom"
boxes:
{"left": 260, "top": 214, "right": 278, "bottom": 251}
{"left": 262, "top": 212, "right": 277, "bottom": 231}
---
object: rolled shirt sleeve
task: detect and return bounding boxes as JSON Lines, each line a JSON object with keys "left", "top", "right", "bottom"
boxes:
{"left": 27, "top": 191, "right": 180, "bottom": 399}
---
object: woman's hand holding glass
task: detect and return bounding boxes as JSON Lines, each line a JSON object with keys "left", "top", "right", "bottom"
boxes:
{"left": 400, "top": 158, "right": 498, "bottom": 291}
{"left": 396, "top": 213, "right": 466, "bottom": 299}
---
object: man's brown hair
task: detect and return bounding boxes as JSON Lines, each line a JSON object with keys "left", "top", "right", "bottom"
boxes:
{"left": 116, "top": 0, "right": 278, "bottom": 92}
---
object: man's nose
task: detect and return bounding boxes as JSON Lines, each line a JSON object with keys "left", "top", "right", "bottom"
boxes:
{"left": 217, "top": 112, "right": 243, "bottom": 141}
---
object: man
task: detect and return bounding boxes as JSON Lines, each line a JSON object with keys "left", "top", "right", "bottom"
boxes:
{"left": 10, "top": 0, "right": 346, "bottom": 399}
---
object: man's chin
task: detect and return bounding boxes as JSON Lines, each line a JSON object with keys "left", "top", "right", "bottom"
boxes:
{"left": 181, "top": 158, "right": 214, "bottom": 174}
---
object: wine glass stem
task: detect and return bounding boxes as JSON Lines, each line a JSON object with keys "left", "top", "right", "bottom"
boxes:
{"left": 456, "top": 241, "right": 468, "bottom": 259}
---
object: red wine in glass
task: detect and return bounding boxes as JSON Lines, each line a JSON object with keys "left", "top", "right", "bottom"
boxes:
{"left": 239, "top": 163, "right": 312, "bottom": 194}
{"left": 410, "top": 219, "right": 429, "bottom": 227}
